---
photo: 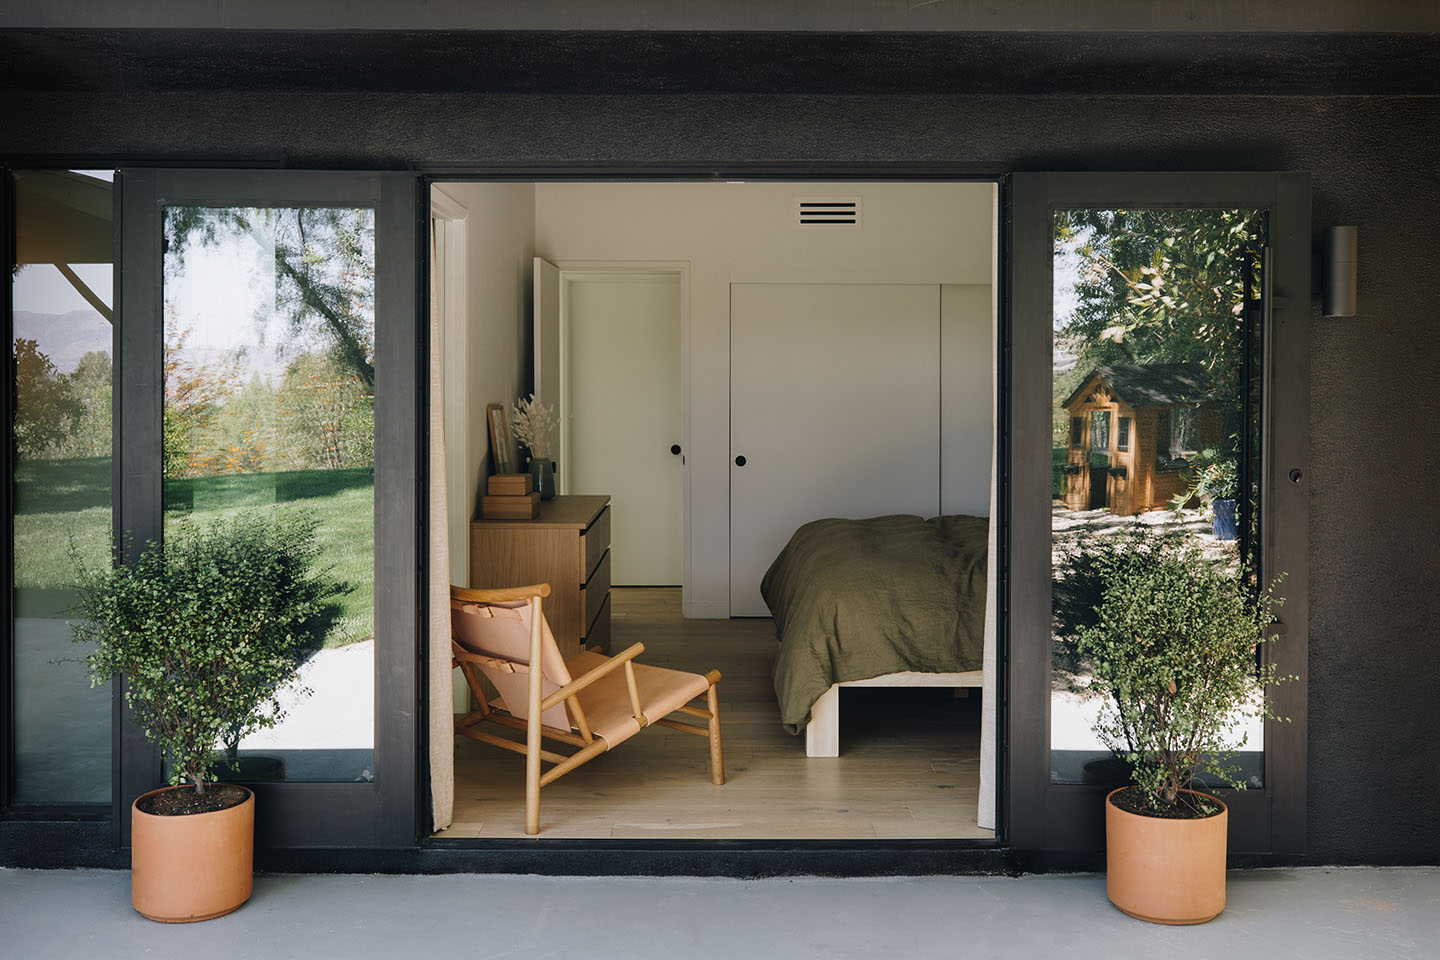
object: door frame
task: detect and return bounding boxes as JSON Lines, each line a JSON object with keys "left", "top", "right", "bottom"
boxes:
{"left": 554, "top": 260, "right": 692, "bottom": 602}
{"left": 116, "top": 169, "right": 421, "bottom": 849}
{"left": 1006, "top": 172, "right": 1311, "bottom": 859}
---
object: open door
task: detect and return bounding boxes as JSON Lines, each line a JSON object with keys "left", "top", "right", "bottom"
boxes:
{"left": 533, "top": 256, "right": 561, "bottom": 486}
{"left": 1007, "top": 172, "right": 1310, "bottom": 859}
{"left": 116, "top": 169, "right": 421, "bottom": 849}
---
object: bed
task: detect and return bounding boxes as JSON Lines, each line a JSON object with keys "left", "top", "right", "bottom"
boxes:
{"left": 761, "top": 514, "right": 988, "bottom": 757}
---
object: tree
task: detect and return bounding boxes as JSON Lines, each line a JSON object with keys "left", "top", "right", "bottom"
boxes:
{"left": 1055, "top": 208, "right": 1263, "bottom": 384}
{"left": 164, "top": 207, "right": 376, "bottom": 390}
{"left": 163, "top": 327, "right": 240, "bottom": 478}
{"left": 276, "top": 352, "right": 373, "bottom": 471}
{"left": 59, "top": 350, "right": 113, "bottom": 459}
{"left": 13, "top": 338, "right": 82, "bottom": 459}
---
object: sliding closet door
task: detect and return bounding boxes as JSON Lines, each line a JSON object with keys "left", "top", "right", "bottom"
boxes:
{"left": 729, "top": 282, "right": 940, "bottom": 616}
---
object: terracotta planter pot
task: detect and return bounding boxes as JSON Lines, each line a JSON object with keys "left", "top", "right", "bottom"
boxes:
{"left": 1105, "top": 787, "right": 1228, "bottom": 925}
{"left": 131, "top": 784, "right": 254, "bottom": 923}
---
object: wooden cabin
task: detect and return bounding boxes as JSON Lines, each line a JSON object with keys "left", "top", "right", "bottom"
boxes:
{"left": 1059, "top": 363, "right": 1221, "bottom": 516}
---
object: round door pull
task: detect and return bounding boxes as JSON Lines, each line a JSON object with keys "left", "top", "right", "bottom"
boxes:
{"left": 671, "top": 444, "right": 682, "bottom": 456}
{"left": 735, "top": 455, "right": 747, "bottom": 467}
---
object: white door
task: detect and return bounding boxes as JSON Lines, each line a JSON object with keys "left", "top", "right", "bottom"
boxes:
{"left": 729, "top": 282, "right": 941, "bottom": 616}
{"left": 533, "top": 256, "right": 561, "bottom": 481}
{"left": 567, "top": 273, "right": 684, "bottom": 585}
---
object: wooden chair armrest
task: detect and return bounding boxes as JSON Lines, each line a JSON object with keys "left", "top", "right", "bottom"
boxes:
{"left": 540, "top": 642, "right": 646, "bottom": 712}
{"left": 453, "top": 583, "right": 552, "bottom": 603}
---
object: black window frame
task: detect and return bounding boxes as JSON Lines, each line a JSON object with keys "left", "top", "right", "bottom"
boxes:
{"left": 113, "top": 169, "right": 421, "bottom": 850}
{"left": 1007, "top": 172, "right": 1310, "bottom": 861}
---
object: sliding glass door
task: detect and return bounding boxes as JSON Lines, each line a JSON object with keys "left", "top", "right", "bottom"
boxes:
{"left": 116, "top": 170, "right": 420, "bottom": 848}
{"left": 1006, "top": 173, "right": 1310, "bottom": 857}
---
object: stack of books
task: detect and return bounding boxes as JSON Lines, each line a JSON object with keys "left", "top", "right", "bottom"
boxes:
{"left": 481, "top": 474, "right": 539, "bottom": 520}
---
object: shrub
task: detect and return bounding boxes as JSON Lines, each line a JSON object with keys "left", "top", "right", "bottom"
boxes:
{"left": 71, "top": 512, "right": 344, "bottom": 792}
{"left": 1075, "top": 528, "right": 1286, "bottom": 811}
{"left": 1170, "top": 446, "right": 1239, "bottom": 509}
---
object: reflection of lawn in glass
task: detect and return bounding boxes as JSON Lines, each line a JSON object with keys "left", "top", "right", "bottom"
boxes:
{"left": 12, "top": 458, "right": 373, "bottom": 648}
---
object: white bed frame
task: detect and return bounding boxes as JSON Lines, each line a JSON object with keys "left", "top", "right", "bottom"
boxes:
{"left": 805, "top": 670, "right": 985, "bottom": 758}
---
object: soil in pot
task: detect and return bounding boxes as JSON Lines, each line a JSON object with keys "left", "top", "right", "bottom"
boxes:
{"left": 1108, "top": 785, "right": 1224, "bottom": 819}
{"left": 136, "top": 783, "right": 249, "bottom": 817}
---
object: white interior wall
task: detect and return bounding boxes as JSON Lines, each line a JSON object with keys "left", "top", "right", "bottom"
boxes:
{"left": 442, "top": 182, "right": 536, "bottom": 529}
{"left": 533, "top": 181, "right": 994, "bottom": 617}
{"left": 941, "top": 283, "right": 995, "bottom": 516}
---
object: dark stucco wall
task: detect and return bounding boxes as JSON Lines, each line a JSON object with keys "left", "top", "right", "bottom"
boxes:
{"left": 2, "top": 87, "right": 1438, "bottom": 863}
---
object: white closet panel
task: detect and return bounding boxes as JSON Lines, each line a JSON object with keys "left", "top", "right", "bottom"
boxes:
{"left": 729, "top": 282, "right": 940, "bottom": 617}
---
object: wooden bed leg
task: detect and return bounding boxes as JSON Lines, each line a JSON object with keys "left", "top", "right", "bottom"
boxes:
{"left": 707, "top": 679, "right": 725, "bottom": 785}
{"left": 806, "top": 685, "right": 841, "bottom": 758}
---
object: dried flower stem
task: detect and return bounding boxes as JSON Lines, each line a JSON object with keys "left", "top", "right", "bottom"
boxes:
{"left": 510, "top": 394, "right": 556, "bottom": 460}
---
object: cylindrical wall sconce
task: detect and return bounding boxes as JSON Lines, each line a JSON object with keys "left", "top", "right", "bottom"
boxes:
{"left": 1323, "top": 226, "right": 1357, "bottom": 317}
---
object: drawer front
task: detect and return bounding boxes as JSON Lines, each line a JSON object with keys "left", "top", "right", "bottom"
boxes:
{"left": 583, "top": 593, "right": 611, "bottom": 654}
{"left": 580, "top": 505, "right": 610, "bottom": 583}
{"left": 580, "top": 549, "right": 610, "bottom": 633}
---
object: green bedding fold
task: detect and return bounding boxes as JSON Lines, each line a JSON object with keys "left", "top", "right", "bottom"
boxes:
{"left": 763, "top": 514, "right": 988, "bottom": 734}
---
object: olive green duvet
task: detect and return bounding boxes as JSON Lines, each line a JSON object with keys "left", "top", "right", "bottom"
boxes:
{"left": 762, "top": 514, "right": 988, "bottom": 734}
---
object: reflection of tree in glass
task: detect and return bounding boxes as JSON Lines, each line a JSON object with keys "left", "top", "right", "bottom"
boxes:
{"left": 1055, "top": 209, "right": 1262, "bottom": 382}
{"left": 163, "top": 326, "right": 242, "bottom": 478}
{"left": 13, "top": 338, "right": 82, "bottom": 459}
{"left": 1054, "top": 209, "right": 1264, "bottom": 519}
{"left": 164, "top": 207, "right": 376, "bottom": 390}
{"left": 276, "top": 353, "right": 375, "bottom": 471}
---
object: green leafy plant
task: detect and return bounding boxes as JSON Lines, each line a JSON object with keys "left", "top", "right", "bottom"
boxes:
{"left": 1170, "top": 446, "right": 1238, "bottom": 510}
{"left": 1075, "top": 528, "right": 1286, "bottom": 812}
{"left": 71, "top": 512, "right": 344, "bottom": 793}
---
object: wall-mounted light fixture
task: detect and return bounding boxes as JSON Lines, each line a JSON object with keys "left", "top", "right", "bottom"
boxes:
{"left": 1322, "top": 226, "right": 1358, "bottom": 317}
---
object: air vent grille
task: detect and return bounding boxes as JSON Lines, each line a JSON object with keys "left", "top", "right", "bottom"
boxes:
{"left": 794, "top": 196, "right": 861, "bottom": 230}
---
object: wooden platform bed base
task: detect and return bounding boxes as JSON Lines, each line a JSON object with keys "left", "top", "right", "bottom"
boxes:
{"left": 805, "top": 670, "right": 985, "bottom": 758}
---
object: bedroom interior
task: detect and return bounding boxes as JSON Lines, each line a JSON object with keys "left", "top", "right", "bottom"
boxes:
{"left": 428, "top": 180, "right": 999, "bottom": 839}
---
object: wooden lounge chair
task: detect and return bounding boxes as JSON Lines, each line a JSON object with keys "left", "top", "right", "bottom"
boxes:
{"left": 450, "top": 583, "right": 724, "bottom": 835}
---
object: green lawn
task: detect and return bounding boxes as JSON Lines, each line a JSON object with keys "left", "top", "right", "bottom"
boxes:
{"left": 14, "top": 458, "right": 374, "bottom": 647}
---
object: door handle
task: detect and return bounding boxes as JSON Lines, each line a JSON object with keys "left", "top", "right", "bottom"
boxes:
{"left": 735, "top": 455, "right": 747, "bottom": 467}
{"left": 671, "top": 444, "right": 682, "bottom": 456}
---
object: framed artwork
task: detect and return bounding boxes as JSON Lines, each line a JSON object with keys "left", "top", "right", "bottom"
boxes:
{"left": 487, "top": 403, "right": 512, "bottom": 475}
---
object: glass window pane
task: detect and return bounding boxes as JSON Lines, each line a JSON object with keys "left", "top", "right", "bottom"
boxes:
{"left": 11, "top": 170, "right": 115, "bottom": 803}
{"left": 1051, "top": 208, "right": 1265, "bottom": 788}
{"left": 162, "top": 206, "right": 376, "bottom": 783}
{"left": 1090, "top": 410, "right": 1110, "bottom": 451}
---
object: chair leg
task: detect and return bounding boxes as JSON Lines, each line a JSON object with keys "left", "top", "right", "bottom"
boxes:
{"left": 707, "top": 679, "right": 725, "bottom": 785}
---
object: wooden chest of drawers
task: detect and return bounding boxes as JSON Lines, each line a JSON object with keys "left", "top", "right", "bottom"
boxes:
{"left": 469, "top": 494, "right": 611, "bottom": 658}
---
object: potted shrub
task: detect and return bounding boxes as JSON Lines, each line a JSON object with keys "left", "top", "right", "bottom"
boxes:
{"left": 1171, "top": 446, "right": 1239, "bottom": 540}
{"left": 71, "top": 511, "right": 340, "bottom": 922}
{"left": 1075, "top": 528, "right": 1284, "bottom": 924}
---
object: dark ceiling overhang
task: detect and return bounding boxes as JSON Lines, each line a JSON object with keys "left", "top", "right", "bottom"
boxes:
{"left": 0, "top": 30, "right": 1437, "bottom": 96}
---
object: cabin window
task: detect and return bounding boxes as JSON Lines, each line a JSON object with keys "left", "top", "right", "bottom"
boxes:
{"left": 1117, "top": 416, "right": 1130, "bottom": 451}
{"left": 1089, "top": 410, "right": 1111, "bottom": 451}
{"left": 1069, "top": 416, "right": 1083, "bottom": 447}
{"left": 1155, "top": 406, "right": 1198, "bottom": 471}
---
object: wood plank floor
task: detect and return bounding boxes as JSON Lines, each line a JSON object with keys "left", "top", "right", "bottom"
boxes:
{"left": 444, "top": 587, "right": 992, "bottom": 840}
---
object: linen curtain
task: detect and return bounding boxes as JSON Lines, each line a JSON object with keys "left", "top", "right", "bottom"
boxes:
{"left": 427, "top": 221, "right": 455, "bottom": 832}
{"left": 977, "top": 287, "right": 998, "bottom": 832}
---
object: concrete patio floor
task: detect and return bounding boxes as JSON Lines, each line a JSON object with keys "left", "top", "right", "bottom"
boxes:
{"left": 3, "top": 866, "right": 1436, "bottom": 958}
